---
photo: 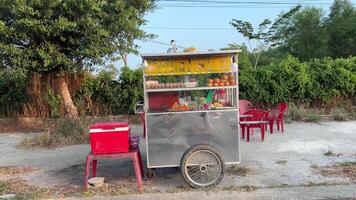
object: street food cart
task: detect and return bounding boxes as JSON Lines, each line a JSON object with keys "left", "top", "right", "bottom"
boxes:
{"left": 140, "top": 50, "right": 241, "bottom": 188}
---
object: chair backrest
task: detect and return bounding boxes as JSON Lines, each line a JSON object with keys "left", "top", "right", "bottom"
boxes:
{"left": 277, "top": 102, "right": 288, "bottom": 119}
{"left": 239, "top": 100, "right": 253, "bottom": 115}
{"left": 244, "top": 109, "right": 267, "bottom": 121}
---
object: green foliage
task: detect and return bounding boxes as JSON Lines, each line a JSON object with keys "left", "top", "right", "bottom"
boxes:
{"left": 221, "top": 43, "right": 253, "bottom": 70}
{"left": 326, "top": 0, "right": 356, "bottom": 58}
{"left": 239, "top": 56, "right": 356, "bottom": 106}
{"left": 45, "top": 87, "right": 61, "bottom": 118}
{"left": 75, "top": 66, "right": 143, "bottom": 115}
{"left": 19, "top": 118, "right": 90, "bottom": 148}
{"left": 231, "top": 2, "right": 356, "bottom": 62}
{"left": 0, "top": 68, "right": 28, "bottom": 117}
{"left": 286, "top": 103, "right": 305, "bottom": 121}
{"left": 306, "top": 114, "right": 322, "bottom": 123}
{"left": 333, "top": 109, "right": 348, "bottom": 121}
{"left": 230, "top": 19, "right": 272, "bottom": 68}
{"left": 0, "top": 0, "right": 154, "bottom": 73}
{"left": 278, "top": 7, "right": 328, "bottom": 61}
{"left": 0, "top": 180, "right": 8, "bottom": 194}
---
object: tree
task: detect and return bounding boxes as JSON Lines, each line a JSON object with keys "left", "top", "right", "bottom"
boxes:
{"left": 230, "top": 19, "right": 272, "bottom": 69}
{"left": 326, "top": 0, "right": 356, "bottom": 58}
{"left": 269, "top": 6, "right": 328, "bottom": 61}
{"left": 0, "top": 0, "right": 153, "bottom": 118}
{"left": 220, "top": 43, "right": 253, "bottom": 70}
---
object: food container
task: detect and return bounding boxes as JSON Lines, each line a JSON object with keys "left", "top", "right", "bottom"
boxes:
{"left": 130, "top": 136, "right": 140, "bottom": 149}
{"left": 89, "top": 122, "right": 130, "bottom": 155}
{"left": 184, "top": 82, "right": 198, "bottom": 88}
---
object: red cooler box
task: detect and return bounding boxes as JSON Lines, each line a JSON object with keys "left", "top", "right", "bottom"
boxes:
{"left": 89, "top": 122, "right": 130, "bottom": 155}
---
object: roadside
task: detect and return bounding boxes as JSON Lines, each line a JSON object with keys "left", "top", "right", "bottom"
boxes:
{"left": 1, "top": 121, "right": 356, "bottom": 199}
{"left": 65, "top": 184, "right": 356, "bottom": 200}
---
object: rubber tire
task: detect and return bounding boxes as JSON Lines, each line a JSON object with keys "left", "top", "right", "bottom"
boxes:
{"left": 181, "top": 144, "right": 225, "bottom": 188}
{"left": 146, "top": 168, "right": 156, "bottom": 179}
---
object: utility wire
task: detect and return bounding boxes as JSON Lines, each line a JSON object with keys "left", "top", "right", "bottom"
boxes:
{"left": 144, "top": 26, "right": 233, "bottom": 30}
{"left": 158, "top": 4, "right": 305, "bottom": 8}
{"left": 156, "top": 0, "right": 336, "bottom": 5}
{"left": 149, "top": 40, "right": 186, "bottom": 49}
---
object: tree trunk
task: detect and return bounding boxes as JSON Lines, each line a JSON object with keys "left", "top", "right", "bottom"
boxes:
{"left": 27, "top": 73, "right": 50, "bottom": 117}
{"left": 57, "top": 75, "right": 79, "bottom": 119}
{"left": 254, "top": 52, "right": 261, "bottom": 69}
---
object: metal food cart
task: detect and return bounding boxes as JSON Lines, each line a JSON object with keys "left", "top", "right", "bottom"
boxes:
{"left": 139, "top": 50, "right": 241, "bottom": 188}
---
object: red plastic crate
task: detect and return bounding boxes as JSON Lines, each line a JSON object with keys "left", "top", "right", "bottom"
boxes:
{"left": 89, "top": 122, "right": 130, "bottom": 155}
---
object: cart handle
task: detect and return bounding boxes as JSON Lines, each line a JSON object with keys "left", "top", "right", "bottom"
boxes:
{"left": 135, "top": 101, "right": 146, "bottom": 138}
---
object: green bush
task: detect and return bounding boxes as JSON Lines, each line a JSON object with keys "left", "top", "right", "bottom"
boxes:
{"left": 286, "top": 102, "right": 305, "bottom": 121}
{"left": 306, "top": 114, "right": 322, "bottom": 123}
{"left": 45, "top": 87, "right": 61, "bottom": 118}
{"left": 333, "top": 109, "right": 348, "bottom": 121}
{"left": 239, "top": 56, "right": 356, "bottom": 106}
{"left": 19, "top": 118, "right": 90, "bottom": 148}
{"left": 1, "top": 55, "right": 355, "bottom": 117}
{"left": 0, "top": 68, "right": 28, "bottom": 117}
{"left": 75, "top": 66, "right": 143, "bottom": 115}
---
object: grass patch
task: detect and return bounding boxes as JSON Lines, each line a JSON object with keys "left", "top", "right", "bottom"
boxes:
{"left": 276, "top": 160, "right": 287, "bottom": 165}
{"left": 324, "top": 146, "right": 334, "bottom": 156}
{"left": 333, "top": 110, "right": 348, "bottom": 121}
{"left": 351, "top": 112, "right": 356, "bottom": 120}
{"left": 240, "top": 185, "right": 258, "bottom": 192}
{"left": 221, "top": 185, "right": 258, "bottom": 193}
{"left": 226, "top": 166, "right": 251, "bottom": 176}
{"left": 84, "top": 184, "right": 134, "bottom": 196}
{"left": 302, "top": 181, "right": 333, "bottom": 187}
{"left": 305, "top": 114, "right": 321, "bottom": 123}
{"left": 0, "top": 179, "right": 52, "bottom": 200}
{"left": 0, "top": 181, "right": 8, "bottom": 194}
{"left": 286, "top": 103, "right": 305, "bottom": 121}
{"left": 0, "top": 166, "right": 37, "bottom": 176}
{"left": 165, "top": 185, "right": 192, "bottom": 193}
{"left": 314, "top": 162, "right": 356, "bottom": 182}
{"left": 17, "top": 115, "right": 143, "bottom": 149}
{"left": 18, "top": 118, "right": 90, "bottom": 149}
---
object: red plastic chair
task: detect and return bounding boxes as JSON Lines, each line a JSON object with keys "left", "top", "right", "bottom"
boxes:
{"left": 240, "top": 109, "right": 268, "bottom": 142}
{"left": 275, "top": 103, "right": 288, "bottom": 133}
{"left": 264, "top": 110, "right": 275, "bottom": 134}
{"left": 238, "top": 100, "right": 254, "bottom": 115}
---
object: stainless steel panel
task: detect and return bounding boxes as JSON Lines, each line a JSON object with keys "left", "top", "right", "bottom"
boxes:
{"left": 146, "top": 110, "right": 240, "bottom": 167}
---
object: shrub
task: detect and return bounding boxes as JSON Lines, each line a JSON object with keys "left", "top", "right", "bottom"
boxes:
{"left": 19, "top": 118, "right": 90, "bottom": 148}
{"left": 45, "top": 87, "right": 61, "bottom": 118}
{"left": 306, "top": 114, "right": 321, "bottom": 123}
{"left": 75, "top": 66, "right": 143, "bottom": 115}
{"left": 239, "top": 56, "right": 356, "bottom": 107}
{"left": 333, "top": 110, "right": 348, "bottom": 121}
{"left": 2, "top": 56, "right": 356, "bottom": 117}
{"left": 0, "top": 68, "right": 28, "bottom": 117}
{"left": 286, "top": 102, "right": 305, "bottom": 121}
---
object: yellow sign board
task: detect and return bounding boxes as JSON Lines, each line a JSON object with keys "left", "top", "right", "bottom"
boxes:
{"left": 144, "top": 56, "right": 232, "bottom": 76}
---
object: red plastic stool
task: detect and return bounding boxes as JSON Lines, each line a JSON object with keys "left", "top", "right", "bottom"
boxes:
{"left": 84, "top": 147, "right": 144, "bottom": 191}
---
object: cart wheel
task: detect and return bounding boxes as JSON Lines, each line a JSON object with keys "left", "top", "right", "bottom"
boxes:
{"left": 181, "top": 144, "right": 224, "bottom": 188}
{"left": 146, "top": 168, "right": 156, "bottom": 179}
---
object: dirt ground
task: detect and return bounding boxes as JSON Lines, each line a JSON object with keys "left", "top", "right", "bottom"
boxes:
{"left": 1, "top": 121, "right": 356, "bottom": 199}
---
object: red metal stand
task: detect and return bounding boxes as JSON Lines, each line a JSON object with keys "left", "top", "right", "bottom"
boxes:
{"left": 84, "top": 148, "right": 144, "bottom": 191}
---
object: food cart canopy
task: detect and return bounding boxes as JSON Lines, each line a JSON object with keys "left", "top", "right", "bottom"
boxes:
{"left": 141, "top": 50, "right": 241, "bottom": 59}
{"left": 141, "top": 50, "right": 241, "bottom": 76}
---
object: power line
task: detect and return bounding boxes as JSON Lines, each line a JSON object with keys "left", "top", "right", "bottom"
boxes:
{"left": 158, "top": 4, "right": 303, "bottom": 8}
{"left": 144, "top": 26, "right": 233, "bottom": 30}
{"left": 149, "top": 40, "right": 186, "bottom": 49}
{"left": 156, "top": 0, "right": 336, "bottom": 5}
